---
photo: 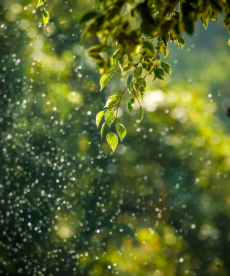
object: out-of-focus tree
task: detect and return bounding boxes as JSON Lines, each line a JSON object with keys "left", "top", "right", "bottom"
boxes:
{"left": 1, "top": 1, "right": 230, "bottom": 276}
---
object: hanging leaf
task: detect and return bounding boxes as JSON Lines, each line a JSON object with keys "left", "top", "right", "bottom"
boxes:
{"left": 128, "top": 98, "right": 135, "bottom": 112}
{"left": 178, "top": 36, "right": 185, "bottom": 49}
{"left": 37, "top": 0, "right": 46, "bottom": 8}
{"left": 96, "top": 111, "right": 104, "bottom": 128}
{"left": 161, "top": 61, "right": 171, "bottom": 75}
{"left": 105, "top": 109, "right": 116, "bottom": 126}
{"left": 160, "top": 45, "right": 169, "bottom": 58}
{"left": 100, "top": 73, "right": 111, "bottom": 91}
{"left": 134, "top": 67, "right": 142, "bottom": 79}
{"left": 140, "top": 106, "right": 144, "bottom": 122}
{"left": 104, "top": 95, "right": 120, "bottom": 108}
{"left": 154, "top": 68, "right": 165, "bottom": 80}
{"left": 106, "top": 133, "right": 118, "bottom": 152}
{"left": 116, "top": 123, "right": 127, "bottom": 142}
{"left": 101, "top": 122, "right": 105, "bottom": 140}
{"left": 127, "top": 74, "right": 133, "bottom": 91}
{"left": 80, "top": 11, "right": 98, "bottom": 24}
{"left": 42, "top": 9, "right": 49, "bottom": 27}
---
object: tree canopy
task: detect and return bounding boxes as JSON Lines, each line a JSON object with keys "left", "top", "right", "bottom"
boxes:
{"left": 36, "top": 0, "right": 230, "bottom": 151}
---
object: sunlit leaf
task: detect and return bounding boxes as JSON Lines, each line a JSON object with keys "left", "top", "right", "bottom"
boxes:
{"left": 96, "top": 111, "right": 104, "bottom": 128}
{"left": 106, "top": 133, "right": 118, "bottom": 152}
{"left": 100, "top": 73, "right": 111, "bottom": 91}
{"left": 42, "top": 9, "right": 49, "bottom": 27}
{"left": 116, "top": 123, "right": 126, "bottom": 142}
{"left": 140, "top": 106, "right": 144, "bottom": 122}
{"left": 104, "top": 95, "right": 119, "bottom": 108}
{"left": 101, "top": 122, "right": 105, "bottom": 140}
{"left": 37, "top": 0, "right": 46, "bottom": 8}
{"left": 105, "top": 109, "right": 116, "bottom": 126}
{"left": 161, "top": 61, "right": 171, "bottom": 75}
{"left": 128, "top": 98, "right": 135, "bottom": 112}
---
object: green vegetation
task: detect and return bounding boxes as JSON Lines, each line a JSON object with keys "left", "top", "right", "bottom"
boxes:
{"left": 1, "top": 1, "right": 230, "bottom": 276}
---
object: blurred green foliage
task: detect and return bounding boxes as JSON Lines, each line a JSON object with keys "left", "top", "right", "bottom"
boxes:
{"left": 1, "top": 1, "right": 230, "bottom": 276}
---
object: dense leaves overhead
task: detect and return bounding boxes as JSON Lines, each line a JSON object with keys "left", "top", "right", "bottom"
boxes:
{"left": 37, "top": 0, "right": 230, "bottom": 151}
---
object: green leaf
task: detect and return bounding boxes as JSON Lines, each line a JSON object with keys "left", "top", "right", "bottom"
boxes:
{"left": 228, "top": 38, "right": 230, "bottom": 46}
{"left": 128, "top": 98, "right": 135, "bottom": 112}
{"left": 116, "top": 123, "right": 127, "bottom": 142}
{"left": 134, "top": 67, "right": 142, "bottom": 79}
{"left": 100, "top": 73, "right": 111, "bottom": 91}
{"left": 80, "top": 11, "right": 98, "bottom": 24}
{"left": 143, "top": 41, "right": 155, "bottom": 56}
{"left": 140, "top": 106, "right": 144, "bottom": 122}
{"left": 105, "top": 109, "right": 115, "bottom": 126}
{"left": 154, "top": 68, "right": 164, "bottom": 80}
{"left": 96, "top": 111, "right": 104, "bottom": 128}
{"left": 37, "top": 0, "right": 46, "bottom": 8}
{"left": 106, "top": 133, "right": 118, "bottom": 152}
{"left": 101, "top": 122, "right": 105, "bottom": 140}
{"left": 104, "top": 95, "right": 119, "bottom": 108}
{"left": 161, "top": 62, "right": 171, "bottom": 75}
{"left": 127, "top": 74, "right": 133, "bottom": 91}
{"left": 42, "top": 9, "right": 49, "bottom": 27}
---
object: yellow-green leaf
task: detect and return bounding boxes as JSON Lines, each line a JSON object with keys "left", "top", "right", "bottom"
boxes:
{"left": 37, "top": 0, "right": 46, "bottom": 8}
{"left": 100, "top": 73, "right": 111, "bottom": 91}
{"left": 104, "top": 96, "right": 119, "bottom": 108}
{"left": 116, "top": 123, "right": 126, "bottom": 142}
{"left": 106, "top": 133, "right": 118, "bottom": 152}
{"left": 101, "top": 122, "right": 105, "bottom": 140}
{"left": 96, "top": 111, "right": 104, "bottom": 128}
{"left": 43, "top": 9, "right": 49, "bottom": 27}
{"left": 140, "top": 106, "right": 144, "bottom": 122}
